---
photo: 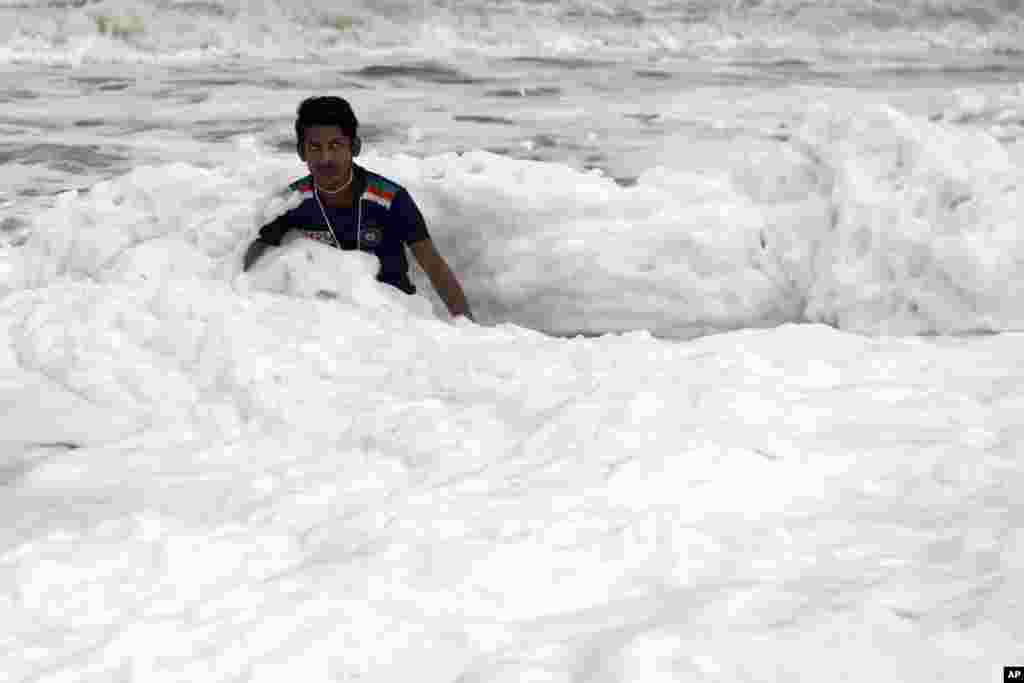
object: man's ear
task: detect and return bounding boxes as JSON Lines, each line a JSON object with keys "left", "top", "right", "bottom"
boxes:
{"left": 296, "top": 141, "right": 305, "bottom": 161}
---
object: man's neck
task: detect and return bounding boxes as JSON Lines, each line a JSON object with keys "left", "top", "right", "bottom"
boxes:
{"left": 315, "top": 167, "right": 357, "bottom": 208}
{"left": 317, "top": 186, "right": 355, "bottom": 209}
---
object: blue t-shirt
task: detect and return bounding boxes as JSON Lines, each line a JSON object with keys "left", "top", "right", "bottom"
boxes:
{"left": 257, "top": 166, "right": 431, "bottom": 294}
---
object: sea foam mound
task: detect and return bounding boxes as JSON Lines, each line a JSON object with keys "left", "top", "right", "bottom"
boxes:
{"left": 0, "top": 160, "right": 446, "bottom": 446}
{"left": 799, "top": 103, "right": 1024, "bottom": 335}
{"left": 2, "top": 100, "right": 1022, "bottom": 342}
{"left": 377, "top": 102, "right": 1023, "bottom": 337}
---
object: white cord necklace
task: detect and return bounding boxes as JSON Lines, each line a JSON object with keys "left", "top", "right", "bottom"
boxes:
{"left": 314, "top": 168, "right": 360, "bottom": 250}
{"left": 315, "top": 189, "right": 342, "bottom": 248}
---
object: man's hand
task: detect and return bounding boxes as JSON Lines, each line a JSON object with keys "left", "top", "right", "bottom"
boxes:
{"left": 243, "top": 239, "right": 270, "bottom": 271}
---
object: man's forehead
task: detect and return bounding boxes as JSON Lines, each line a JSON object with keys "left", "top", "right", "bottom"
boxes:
{"left": 305, "top": 126, "right": 349, "bottom": 141}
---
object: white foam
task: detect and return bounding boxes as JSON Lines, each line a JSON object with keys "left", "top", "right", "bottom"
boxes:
{"left": 799, "top": 103, "right": 1023, "bottom": 334}
{"left": 2, "top": 70, "right": 1023, "bottom": 683}
{"left": 6, "top": 104, "right": 1022, "bottom": 340}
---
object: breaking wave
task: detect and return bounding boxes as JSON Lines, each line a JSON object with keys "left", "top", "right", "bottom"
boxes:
{"left": 1, "top": 0, "right": 1021, "bottom": 65}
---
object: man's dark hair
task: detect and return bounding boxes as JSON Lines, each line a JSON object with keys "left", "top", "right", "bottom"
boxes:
{"left": 295, "top": 96, "right": 359, "bottom": 146}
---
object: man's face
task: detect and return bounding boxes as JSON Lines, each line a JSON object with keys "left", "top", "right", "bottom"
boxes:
{"left": 301, "top": 125, "right": 354, "bottom": 186}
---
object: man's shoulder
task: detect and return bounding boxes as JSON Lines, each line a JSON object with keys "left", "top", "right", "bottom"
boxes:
{"left": 360, "top": 167, "right": 407, "bottom": 210}
{"left": 258, "top": 175, "right": 314, "bottom": 224}
{"left": 284, "top": 175, "right": 315, "bottom": 196}
{"left": 361, "top": 168, "right": 402, "bottom": 194}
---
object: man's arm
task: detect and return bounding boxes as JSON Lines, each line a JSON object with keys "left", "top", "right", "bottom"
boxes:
{"left": 409, "top": 239, "right": 473, "bottom": 320}
{"left": 243, "top": 214, "right": 293, "bottom": 271}
{"left": 243, "top": 239, "right": 271, "bottom": 271}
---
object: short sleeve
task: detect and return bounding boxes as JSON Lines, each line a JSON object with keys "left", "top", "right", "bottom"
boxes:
{"left": 256, "top": 186, "right": 309, "bottom": 245}
{"left": 257, "top": 213, "right": 294, "bottom": 246}
{"left": 392, "top": 188, "right": 431, "bottom": 245}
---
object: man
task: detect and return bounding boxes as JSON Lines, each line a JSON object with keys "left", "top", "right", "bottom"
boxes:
{"left": 244, "top": 96, "right": 473, "bottom": 321}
